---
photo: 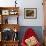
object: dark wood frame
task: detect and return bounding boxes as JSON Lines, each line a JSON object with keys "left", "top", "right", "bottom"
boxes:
{"left": 24, "top": 8, "right": 37, "bottom": 19}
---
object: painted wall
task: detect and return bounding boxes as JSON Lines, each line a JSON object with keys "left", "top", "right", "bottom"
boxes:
{"left": 18, "top": 0, "right": 44, "bottom": 26}
{"left": 0, "top": 0, "right": 44, "bottom": 26}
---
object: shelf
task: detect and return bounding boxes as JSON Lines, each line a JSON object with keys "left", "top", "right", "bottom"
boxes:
{"left": 0, "top": 7, "right": 20, "bottom": 46}
{"left": 1, "top": 41, "right": 19, "bottom": 46}
{"left": 2, "top": 40, "right": 19, "bottom": 43}
{"left": 1, "top": 15, "right": 18, "bottom": 24}
{"left": 0, "top": 24, "right": 20, "bottom": 32}
{"left": 0, "top": 7, "right": 19, "bottom": 16}
{"left": 0, "top": 7, "right": 19, "bottom": 24}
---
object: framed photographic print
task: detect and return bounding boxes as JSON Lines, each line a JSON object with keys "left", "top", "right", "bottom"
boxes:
{"left": 9, "top": 10, "right": 15, "bottom": 15}
{"left": 24, "top": 8, "right": 37, "bottom": 19}
{"left": 2, "top": 10, "right": 9, "bottom": 15}
{"left": 9, "top": 11, "right": 18, "bottom": 15}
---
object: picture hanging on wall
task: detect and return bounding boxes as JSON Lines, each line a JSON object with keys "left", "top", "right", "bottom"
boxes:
{"left": 24, "top": 8, "right": 37, "bottom": 19}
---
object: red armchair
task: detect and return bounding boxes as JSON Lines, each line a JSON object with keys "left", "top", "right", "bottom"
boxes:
{"left": 21, "top": 28, "right": 41, "bottom": 46}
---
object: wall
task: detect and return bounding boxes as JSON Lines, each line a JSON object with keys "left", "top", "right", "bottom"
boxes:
{"left": 18, "top": 0, "right": 44, "bottom": 26}
{"left": 0, "top": 0, "right": 44, "bottom": 26}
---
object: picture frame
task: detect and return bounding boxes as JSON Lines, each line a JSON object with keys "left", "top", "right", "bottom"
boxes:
{"left": 24, "top": 8, "right": 37, "bottom": 19}
{"left": 9, "top": 10, "right": 18, "bottom": 15}
{"left": 2, "top": 10, "right": 9, "bottom": 15}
